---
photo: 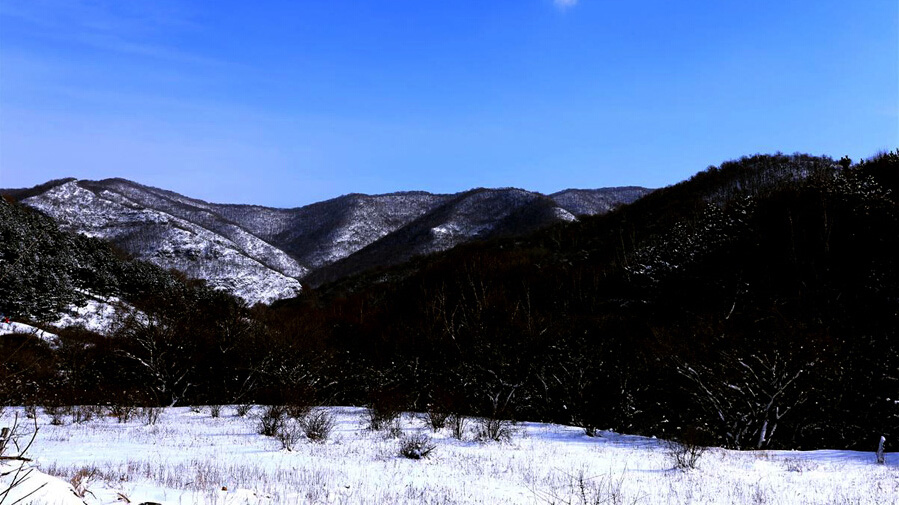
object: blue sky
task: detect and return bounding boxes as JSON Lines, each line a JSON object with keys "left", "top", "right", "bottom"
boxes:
{"left": 1, "top": 0, "right": 896, "bottom": 207}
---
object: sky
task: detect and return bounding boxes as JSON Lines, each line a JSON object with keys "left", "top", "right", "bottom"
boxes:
{"left": 0, "top": 0, "right": 896, "bottom": 208}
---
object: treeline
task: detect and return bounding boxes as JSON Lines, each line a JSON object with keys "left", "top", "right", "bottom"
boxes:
{"left": 1, "top": 152, "right": 897, "bottom": 452}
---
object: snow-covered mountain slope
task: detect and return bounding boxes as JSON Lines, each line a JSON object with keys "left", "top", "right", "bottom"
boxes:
{"left": 303, "top": 188, "right": 580, "bottom": 286}
{"left": 13, "top": 179, "right": 651, "bottom": 302}
{"left": 22, "top": 180, "right": 304, "bottom": 305}
{"left": 551, "top": 186, "right": 654, "bottom": 216}
{"left": 80, "top": 179, "right": 308, "bottom": 278}
{"left": 212, "top": 191, "right": 451, "bottom": 269}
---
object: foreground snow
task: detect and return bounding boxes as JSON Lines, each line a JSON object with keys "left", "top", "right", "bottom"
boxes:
{"left": 1, "top": 407, "right": 895, "bottom": 505}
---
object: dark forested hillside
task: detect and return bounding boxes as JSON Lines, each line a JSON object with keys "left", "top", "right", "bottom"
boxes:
{"left": 0, "top": 197, "right": 249, "bottom": 406}
{"left": 0, "top": 196, "right": 184, "bottom": 321}
{"left": 268, "top": 152, "right": 899, "bottom": 450}
{"left": 2, "top": 152, "right": 896, "bottom": 452}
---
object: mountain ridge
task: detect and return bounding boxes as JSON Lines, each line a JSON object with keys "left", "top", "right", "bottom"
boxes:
{"left": 3, "top": 178, "right": 652, "bottom": 303}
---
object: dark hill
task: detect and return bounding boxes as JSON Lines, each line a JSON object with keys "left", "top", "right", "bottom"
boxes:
{"left": 275, "top": 152, "right": 899, "bottom": 451}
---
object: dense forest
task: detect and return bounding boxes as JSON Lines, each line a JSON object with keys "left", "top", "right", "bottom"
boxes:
{"left": 1, "top": 152, "right": 897, "bottom": 452}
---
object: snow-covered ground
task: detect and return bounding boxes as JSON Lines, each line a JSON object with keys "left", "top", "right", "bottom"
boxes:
{"left": 52, "top": 297, "right": 123, "bottom": 334}
{"left": 1, "top": 407, "right": 895, "bottom": 505}
{"left": 0, "top": 295, "right": 129, "bottom": 344}
{"left": 0, "top": 321, "right": 59, "bottom": 346}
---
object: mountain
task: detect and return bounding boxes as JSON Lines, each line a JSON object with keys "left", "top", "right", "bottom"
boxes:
{"left": 0, "top": 194, "right": 232, "bottom": 324}
{"left": 212, "top": 191, "right": 451, "bottom": 270}
{"left": 4, "top": 179, "right": 649, "bottom": 304}
{"left": 550, "top": 187, "right": 654, "bottom": 216}
{"left": 16, "top": 179, "right": 306, "bottom": 305}
{"left": 268, "top": 152, "right": 899, "bottom": 450}
{"left": 3, "top": 152, "right": 896, "bottom": 452}
{"left": 299, "top": 186, "right": 652, "bottom": 286}
{"left": 305, "top": 188, "right": 564, "bottom": 286}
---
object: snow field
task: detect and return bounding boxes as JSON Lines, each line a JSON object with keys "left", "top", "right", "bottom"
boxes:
{"left": 1, "top": 406, "right": 896, "bottom": 505}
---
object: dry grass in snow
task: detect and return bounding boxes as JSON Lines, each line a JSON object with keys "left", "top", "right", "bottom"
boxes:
{"left": 1, "top": 406, "right": 896, "bottom": 504}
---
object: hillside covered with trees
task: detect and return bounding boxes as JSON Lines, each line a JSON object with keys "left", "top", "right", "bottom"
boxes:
{"left": 1, "top": 152, "right": 897, "bottom": 451}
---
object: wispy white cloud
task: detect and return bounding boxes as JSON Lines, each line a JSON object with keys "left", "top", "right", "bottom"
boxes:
{"left": 0, "top": 0, "right": 216, "bottom": 65}
{"left": 554, "top": 0, "right": 578, "bottom": 9}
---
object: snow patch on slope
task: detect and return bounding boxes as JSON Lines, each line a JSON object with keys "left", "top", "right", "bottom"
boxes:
{"left": 97, "top": 180, "right": 308, "bottom": 278}
{"left": 0, "top": 321, "right": 59, "bottom": 346}
{"left": 552, "top": 207, "right": 577, "bottom": 222}
{"left": 52, "top": 296, "right": 123, "bottom": 334}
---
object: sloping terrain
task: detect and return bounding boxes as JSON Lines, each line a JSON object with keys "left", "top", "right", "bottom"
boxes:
{"left": 0, "top": 195, "right": 232, "bottom": 324}
{"left": 21, "top": 180, "right": 305, "bottom": 305}
{"left": 8, "top": 180, "right": 649, "bottom": 302}
{"left": 305, "top": 188, "right": 575, "bottom": 286}
{"left": 551, "top": 186, "right": 653, "bottom": 216}
{"left": 212, "top": 191, "right": 451, "bottom": 269}
{"left": 2, "top": 152, "right": 896, "bottom": 454}
{"left": 273, "top": 152, "right": 899, "bottom": 451}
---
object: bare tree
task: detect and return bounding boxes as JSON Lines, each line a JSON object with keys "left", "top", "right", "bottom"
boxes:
{"left": 677, "top": 349, "right": 815, "bottom": 449}
{"left": 113, "top": 303, "right": 196, "bottom": 407}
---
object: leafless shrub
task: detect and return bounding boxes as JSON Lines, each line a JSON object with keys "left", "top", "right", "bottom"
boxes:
{"left": 398, "top": 432, "right": 436, "bottom": 459}
{"left": 448, "top": 414, "right": 467, "bottom": 440}
{"left": 425, "top": 404, "right": 450, "bottom": 431}
{"left": 69, "top": 466, "right": 100, "bottom": 499}
{"left": 276, "top": 420, "right": 303, "bottom": 451}
{"left": 0, "top": 425, "right": 12, "bottom": 458}
{"left": 365, "top": 390, "right": 405, "bottom": 433}
{"left": 139, "top": 407, "right": 164, "bottom": 426}
{"left": 475, "top": 417, "right": 513, "bottom": 442}
{"left": 365, "top": 404, "right": 401, "bottom": 433}
{"left": 23, "top": 404, "right": 37, "bottom": 419}
{"left": 1, "top": 414, "right": 37, "bottom": 457}
{"left": 108, "top": 404, "right": 137, "bottom": 423}
{"left": 781, "top": 457, "right": 815, "bottom": 473}
{"left": 0, "top": 413, "right": 40, "bottom": 501}
{"left": 300, "top": 408, "right": 335, "bottom": 443}
{"left": 386, "top": 418, "right": 403, "bottom": 438}
{"left": 69, "top": 405, "right": 95, "bottom": 424}
{"left": 235, "top": 404, "right": 253, "bottom": 417}
{"left": 208, "top": 405, "right": 222, "bottom": 418}
{"left": 258, "top": 405, "right": 286, "bottom": 436}
{"left": 43, "top": 405, "right": 68, "bottom": 426}
{"left": 285, "top": 403, "right": 311, "bottom": 420}
{"left": 666, "top": 427, "right": 708, "bottom": 470}
{"left": 534, "top": 468, "right": 631, "bottom": 505}
{"left": 666, "top": 440, "right": 705, "bottom": 470}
